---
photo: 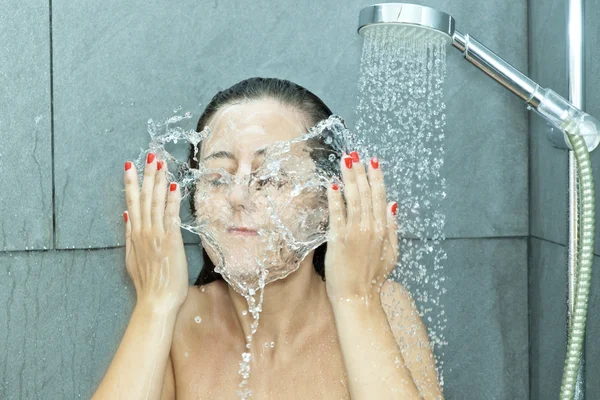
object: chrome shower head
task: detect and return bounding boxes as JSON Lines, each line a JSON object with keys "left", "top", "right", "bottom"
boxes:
{"left": 356, "top": 2, "right": 600, "bottom": 151}
{"left": 358, "top": 3, "right": 455, "bottom": 43}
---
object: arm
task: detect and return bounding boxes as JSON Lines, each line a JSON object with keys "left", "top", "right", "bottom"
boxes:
{"left": 325, "top": 153, "right": 438, "bottom": 399}
{"left": 94, "top": 154, "right": 189, "bottom": 398}
{"left": 331, "top": 294, "right": 423, "bottom": 399}
{"left": 161, "top": 353, "right": 176, "bottom": 400}
{"left": 91, "top": 304, "right": 178, "bottom": 400}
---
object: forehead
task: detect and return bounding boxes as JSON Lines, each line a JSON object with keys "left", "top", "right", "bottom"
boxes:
{"left": 202, "top": 99, "right": 308, "bottom": 157}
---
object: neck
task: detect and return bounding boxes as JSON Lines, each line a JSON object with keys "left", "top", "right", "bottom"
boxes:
{"left": 227, "top": 254, "right": 332, "bottom": 358}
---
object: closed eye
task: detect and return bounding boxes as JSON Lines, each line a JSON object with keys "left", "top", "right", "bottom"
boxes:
{"left": 254, "top": 170, "right": 290, "bottom": 189}
{"left": 201, "top": 173, "right": 225, "bottom": 187}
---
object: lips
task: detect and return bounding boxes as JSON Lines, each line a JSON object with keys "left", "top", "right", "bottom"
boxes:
{"left": 227, "top": 226, "right": 258, "bottom": 236}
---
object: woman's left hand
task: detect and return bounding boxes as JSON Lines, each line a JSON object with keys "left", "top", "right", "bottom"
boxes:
{"left": 324, "top": 151, "right": 399, "bottom": 301}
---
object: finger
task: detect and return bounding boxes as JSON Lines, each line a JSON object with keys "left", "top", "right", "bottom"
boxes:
{"left": 350, "top": 151, "right": 372, "bottom": 229}
{"left": 123, "top": 210, "right": 133, "bottom": 269}
{"left": 387, "top": 201, "right": 399, "bottom": 261}
{"left": 164, "top": 182, "right": 182, "bottom": 234}
{"left": 124, "top": 161, "right": 141, "bottom": 231}
{"left": 123, "top": 210, "right": 140, "bottom": 292}
{"left": 368, "top": 156, "right": 387, "bottom": 233}
{"left": 340, "top": 153, "right": 360, "bottom": 229}
{"left": 140, "top": 152, "right": 157, "bottom": 229}
{"left": 123, "top": 210, "right": 131, "bottom": 245}
{"left": 327, "top": 178, "right": 346, "bottom": 237}
{"left": 151, "top": 160, "right": 167, "bottom": 233}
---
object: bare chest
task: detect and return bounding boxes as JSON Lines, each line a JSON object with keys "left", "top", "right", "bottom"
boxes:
{"left": 171, "top": 324, "right": 350, "bottom": 399}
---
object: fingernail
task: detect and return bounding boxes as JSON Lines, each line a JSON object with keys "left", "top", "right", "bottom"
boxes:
{"left": 371, "top": 157, "right": 379, "bottom": 169}
{"left": 392, "top": 202, "right": 398, "bottom": 216}
{"left": 147, "top": 153, "right": 155, "bottom": 164}
{"left": 124, "top": 161, "right": 132, "bottom": 171}
{"left": 344, "top": 157, "right": 353, "bottom": 169}
{"left": 332, "top": 182, "right": 339, "bottom": 191}
{"left": 170, "top": 182, "right": 177, "bottom": 192}
{"left": 123, "top": 211, "right": 128, "bottom": 223}
{"left": 350, "top": 151, "right": 360, "bottom": 163}
{"left": 157, "top": 161, "right": 163, "bottom": 171}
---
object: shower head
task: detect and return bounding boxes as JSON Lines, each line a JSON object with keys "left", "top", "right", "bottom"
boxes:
{"left": 358, "top": 3, "right": 455, "bottom": 42}
{"left": 357, "top": 2, "right": 600, "bottom": 151}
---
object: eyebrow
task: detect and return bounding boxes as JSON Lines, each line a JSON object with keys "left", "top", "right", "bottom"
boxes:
{"left": 203, "top": 147, "right": 267, "bottom": 162}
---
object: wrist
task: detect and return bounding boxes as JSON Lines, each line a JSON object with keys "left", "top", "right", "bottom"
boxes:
{"left": 328, "top": 290, "right": 383, "bottom": 314}
{"left": 135, "top": 297, "right": 183, "bottom": 317}
{"left": 327, "top": 283, "right": 382, "bottom": 305}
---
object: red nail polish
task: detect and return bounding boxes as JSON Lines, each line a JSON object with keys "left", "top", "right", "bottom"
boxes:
{"left": 392, "top": 203, "right": 398, "bottom": 216}
{"left": 344, "top": 157, "right": 353, "bottom": 169}
{"left": 147, "top": 153, "right": 155, "bottom": 164}
{"left": 170, "top": 183, "right": 177, "bottom": 192}
{"left": 332, "top": 183, "right": 339, "bottom": 191}
{"left": 371, "top": 157, "right": 379, "bottom": 169}
{"left": 123, "top": 211, "right": 128, "bottom": 223}
{"left": 157, "top": 161, "right": 163, "bottom": 171}
{"left": 350, "top": 151, "right": 359, "bottom": 163}
{"left": 124, "top": 161, "right": 132, "bottom": 171}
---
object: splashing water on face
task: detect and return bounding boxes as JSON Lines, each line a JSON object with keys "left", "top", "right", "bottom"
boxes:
{"left": 133, "top": 109, "right": 355, "bottom": 399}
{"left": 355, "top": 25, "right": 449, "bottom": 392}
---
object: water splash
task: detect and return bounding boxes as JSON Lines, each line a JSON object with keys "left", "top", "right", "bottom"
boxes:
{"left": 355, "top": 25, "right": 449, "bottom": 393}
{"left": 132, "top": 109, "right": 355, "bottom": 399}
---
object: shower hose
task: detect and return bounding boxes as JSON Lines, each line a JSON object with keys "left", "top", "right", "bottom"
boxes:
{"left": 560, "top": 132, "right": 595, "bottom": 400}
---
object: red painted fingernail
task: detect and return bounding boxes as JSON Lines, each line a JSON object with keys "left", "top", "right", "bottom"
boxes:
{"left": 392, "top": 202, "right": 398, "bottom": 216}
{"left": 371, "top": 157, "right": 379, "bottom": 169}
{"left": 124, "top": 161, "right": 132, "bottom": 171}
{"left": 350, "top": 151, "right": 359, "bottom": 163}
{"left": 344, "top": 157, "right": 353, "bottom": 169}
{"left": 147, "top": 153, "right": 155, "bottom": 164}
{"left": 157, "top": 161, "right": 163, "bottom": 171}
{"left": 170, "top": 182, "right": 177, "bottom": 192}
{"left": 123, "top": 211, "right": 128, "bottom": 223}
{"left": 332, "top": 183, "right": 339, "bottom": 191}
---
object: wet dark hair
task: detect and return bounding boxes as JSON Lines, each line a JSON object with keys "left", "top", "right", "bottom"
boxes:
{"left": 189, "top": 77, "right": 342, "bottom": 286}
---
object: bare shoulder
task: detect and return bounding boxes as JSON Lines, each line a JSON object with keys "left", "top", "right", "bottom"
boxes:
{"left": 379, "top": 279, "right": 428, "bottom": 346}
{"left": 182, "top": 280, "right": 228, "bottom": 311}
{"left": 169, "top": 281, "right": 239, "bottom": 396}
{"left": 380, "top": 279, "right": 444, "bottom": 400}
{"left": 174, "top": 280, "right": 230, "bottom": 333}
{"left": 380, "top": 279, "right": 417, "bottom": 311}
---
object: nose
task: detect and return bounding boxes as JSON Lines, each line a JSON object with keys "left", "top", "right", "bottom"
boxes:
{"left": 227, "top": 167, "right": 252, "bottom": 212}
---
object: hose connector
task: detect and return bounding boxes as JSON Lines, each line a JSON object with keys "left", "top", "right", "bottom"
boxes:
{"left": 534, "top": 88, "right": 600, "bottom": 151}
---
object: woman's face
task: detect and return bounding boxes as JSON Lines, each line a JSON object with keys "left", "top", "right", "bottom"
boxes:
{"left": 193, "top": 98, "right": 328, "bottom": 293}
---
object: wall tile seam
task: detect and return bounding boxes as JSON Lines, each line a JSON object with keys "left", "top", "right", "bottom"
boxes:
{"left": 0, "top": 235, "right": 532, "bottom": 256}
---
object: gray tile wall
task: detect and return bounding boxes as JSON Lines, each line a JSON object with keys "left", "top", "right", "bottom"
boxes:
{"left": 0, "top": 0, "right": 53, "bottom": 251}
{"left": 1, "top": 0, "right": 532, "bottom": 399}
{"left": 529, "top": 0, "right": 600, "bottom": 398}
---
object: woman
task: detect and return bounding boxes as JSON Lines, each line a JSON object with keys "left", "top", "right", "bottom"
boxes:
{"left": 92, "top": 78, "right": 443, "bottom": 399}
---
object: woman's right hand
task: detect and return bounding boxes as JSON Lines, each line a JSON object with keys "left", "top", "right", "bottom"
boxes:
{"left": 123, "top": 152, "right": 189, "bottom": 313}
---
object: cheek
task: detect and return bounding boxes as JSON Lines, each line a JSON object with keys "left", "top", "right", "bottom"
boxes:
{"left": 194, "top": 191, "right": 229, "bottom": 222}
{"left": 278, "top": 190, "right": 323, "bottom": 223}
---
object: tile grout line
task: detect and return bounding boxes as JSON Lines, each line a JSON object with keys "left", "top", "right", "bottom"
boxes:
{"left": 525, "top": 0, "right": 532, "bottom": 394}
{"left": 48, "top": 0, "right": 56, "bottom": 249}
{"left": 3, "top": 235, "right": 587, "bottom": 255}
{"left": 530, "top": 234, "right": 568, "bottom": 248}
{"left": 0, "top": 243, "right": 202, "bottom": 254}
{"left": 0, "top": 236, "right": 538, "bottom": 255}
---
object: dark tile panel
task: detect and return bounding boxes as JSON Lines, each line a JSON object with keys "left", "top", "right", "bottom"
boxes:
{"left": 0, "top": 245, "right": 202, "bottom": 399}
{"left": 0, "top": 1, "right": 53, "bottom": 250}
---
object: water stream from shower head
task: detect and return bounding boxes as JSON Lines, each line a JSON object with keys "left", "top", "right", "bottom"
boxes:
{"left": 358, "top": 2, "right": 600, "bottom": 151}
